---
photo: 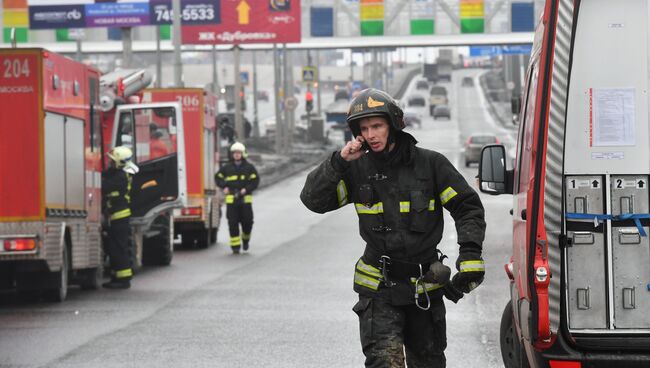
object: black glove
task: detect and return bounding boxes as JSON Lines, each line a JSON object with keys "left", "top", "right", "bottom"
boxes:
{"left": 422, "top": 260, "right": 451, "bottom": 285}
{"left": 452, "top": 243, "right": 485, "bottom": 294}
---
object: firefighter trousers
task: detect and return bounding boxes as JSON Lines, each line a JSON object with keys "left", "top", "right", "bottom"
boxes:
{"left": 106, "top": 218, "right": 133, "bottom": 280}
{"left": 353, "top": 295, "right": 447, "bottom": 368}
{"left": 226, "top": 201, "right": 254, "bottom": 250}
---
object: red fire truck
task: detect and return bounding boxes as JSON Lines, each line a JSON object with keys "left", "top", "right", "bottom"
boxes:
{"left": 478, "top": 1, "right": 650, "bottom": 367}
{"left": 142, "top": 88, "right": 221, "bottom": 248}
{"left": 0, "top": 48, "right": 186, "bottom": 301}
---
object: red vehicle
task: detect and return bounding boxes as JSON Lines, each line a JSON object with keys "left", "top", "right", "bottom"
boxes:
{"left": 478, "top": 2, "right": 650, "bottom": 367}
{"left": 142, "top": 88, "right": 221, "bottom": 248}
{"left": 0, "top": 49, "right": 186, "bottom": 301}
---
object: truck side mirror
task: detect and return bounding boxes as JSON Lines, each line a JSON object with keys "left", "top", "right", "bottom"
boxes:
{"left": 479, "top": 145, "right": 513, "bottom": 195}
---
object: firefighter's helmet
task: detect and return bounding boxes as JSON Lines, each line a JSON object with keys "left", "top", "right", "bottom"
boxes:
{"left": 230, "top": 142, "right": 247, "bottom": 158}
{"left": 346, "top": 88, "right": 405, "bottom": 137}
{"left": 107, "top": 146, "right": 133, "bottom": 167}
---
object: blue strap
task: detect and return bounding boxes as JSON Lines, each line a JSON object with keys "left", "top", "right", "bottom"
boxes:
{"left": 565, "top": 212, "right": 650, "bottom": 237}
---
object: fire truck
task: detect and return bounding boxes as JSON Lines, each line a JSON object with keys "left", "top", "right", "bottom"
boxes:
{"left": 478, "top": 1, "right": 650, "bottom": 367}
{"left": 0, "top": 48, "right": 186, "bottom": 301}
{"left": 141, "top": 88, "right": 221, "bottom": 248}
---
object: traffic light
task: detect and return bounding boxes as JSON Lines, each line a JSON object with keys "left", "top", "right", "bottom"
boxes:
{"left": 305, "top": 90, "right": 314, "bottom": 113}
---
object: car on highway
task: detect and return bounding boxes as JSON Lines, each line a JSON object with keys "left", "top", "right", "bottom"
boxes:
{"left": 334, "top": 90, "right": 350, "bottom": 101}
{"left": 464, "top": 133, "right": 499, "bottom": 167}
{"left": 403, "top": 111, "right": 423, "bottom": 129}
{"left": 461, "top": 76, "right": 474, "bottom": 87}
{"left": 429, "top": 85, "right": 449, "bottom": 115}
{"left": 432, "top": 104, "right": 451, "bottom": 120}
{"left": 416, "top": 80, "right": 429, "bottom": 90}
{"left": 407, "top": 95, "right": 427, "bottom": 107}
{"left": 256, "top": 90, "right": 269, "bottom": 102}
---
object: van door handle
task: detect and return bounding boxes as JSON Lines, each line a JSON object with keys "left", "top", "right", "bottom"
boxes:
{"left": 509, "top": 208, "right": 513, "bottom": 216}
{"left": 521, "top": 209, "right": 527, "bottom": 220}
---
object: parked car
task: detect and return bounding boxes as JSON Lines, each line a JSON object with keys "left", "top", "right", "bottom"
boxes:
{"left": 407, "top": 95, "right": 427, "bottom": 107}
{"left": 416, "top": 80, "right": 429, "bottom": 90}
{"left": 432, "top": 104, "right": 451, "bottom": 120}
{"left": 461, "top": 76, "right": 474, "bottom": 87}
{"left": 403, "top": 111, "right": 422, "bottom": 129}
{"left": 464, "top": 133, "right": 499, "bottom": 167}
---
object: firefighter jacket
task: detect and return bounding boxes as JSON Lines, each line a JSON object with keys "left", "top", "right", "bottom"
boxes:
{"left": 215, "top": 159, "right": 260, "bottom": 204}
{"left": 300, "top": 133, "right": 486, "bottom": 304}
{"left": 102, "top": 167, "right": 133, "bottom": 221}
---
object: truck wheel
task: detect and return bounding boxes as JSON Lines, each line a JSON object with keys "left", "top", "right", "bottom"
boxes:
{"left": 500, "top": 301, "right": 529, "bottom": 368}
{"left": 79, "top": 266, "right": 103, "bottom": 290}
{"left": 195, "top": 228, "right": 210, "bottom": 249}
{"left": 143, "top": 214, "right": 173, "bottom": 266}
{"left": 46, "top": 245, "right": 69, "bottom": 302}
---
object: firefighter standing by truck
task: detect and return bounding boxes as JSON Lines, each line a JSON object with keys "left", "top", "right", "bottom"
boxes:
{"left": 102, "top": 146, "right": 139, "bottom": 289}
{"left": 215, "top": 142, "right": 260, "bottom": 254}
{"left": 300, "top": 89, "right": 486, "bottom": 367}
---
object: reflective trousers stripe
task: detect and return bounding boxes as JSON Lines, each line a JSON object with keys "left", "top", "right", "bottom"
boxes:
{"left": 460, "top": 260, "right": 485, "bottom": 272}
{"left": 110, "top": 209, "right": 131, "bottom": 221}
{"left": 116, "top": 268, "right": 133, "bottom": 279}
{"left": 242, "top": 233, "right": 251, "bottom": 241}
{"left": 244, "top": 194, "right": 253, "bottom": 203}
{"left": 230, "top": 236, "right": 241, "bottom": 247}
{"left": 440, "top": 186, "right": 458, "bottom": 205}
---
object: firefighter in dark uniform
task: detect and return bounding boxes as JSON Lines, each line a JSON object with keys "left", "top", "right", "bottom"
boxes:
{"left": 300, "top": 89, "right": 486, "bottom": 367}
{"left": 215, "top": 142, "right": 260, "bottom": 253}
{"left": 102, "top": 146, "right": 139, "bottom": 289}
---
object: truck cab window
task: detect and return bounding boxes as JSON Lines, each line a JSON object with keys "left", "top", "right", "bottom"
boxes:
{"left": 117, "top": 112, "right": 135, "bottom": 152}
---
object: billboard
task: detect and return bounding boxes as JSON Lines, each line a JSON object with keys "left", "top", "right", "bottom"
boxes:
{"left": 27, "top": 0, "right": 221, "bottom": 29}
{"left": 181, "top": 0, "right": 301, "bottom": 44}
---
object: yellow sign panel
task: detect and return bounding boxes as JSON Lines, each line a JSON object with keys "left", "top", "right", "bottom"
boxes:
{"left": 3, "top": 9, "right": 28, "bottom": 27}
{"left": 360, "top": 4, "right": 384, "bottom": 20}
{"left": 460, "top": 0, "right": 484, "bottom": 18}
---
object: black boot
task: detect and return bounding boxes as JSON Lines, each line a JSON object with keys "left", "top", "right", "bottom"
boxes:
{"left": 243, "top": 240, "right": 249, "bottom": 251}
{"left": 103, "top": 279, "right": 131, "bottom": 289}
{"left": 232, "top": 246, "right": 241, "bottom": 254}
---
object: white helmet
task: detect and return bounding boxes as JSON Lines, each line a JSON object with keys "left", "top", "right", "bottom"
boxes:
{"left": 107, "top": 146, "right": 133, "bottom": 167}
{"left": 230, "top": 142, "right": 247, "bottom": 158}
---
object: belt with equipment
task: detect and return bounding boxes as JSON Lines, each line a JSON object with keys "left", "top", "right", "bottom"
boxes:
{"left": 357, "top": 248, "right": 443, "bottom": 311}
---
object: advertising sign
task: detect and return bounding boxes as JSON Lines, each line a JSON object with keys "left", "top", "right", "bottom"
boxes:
{"left": 27, "top": 0, "right": 221, "bottom": 29}
{"left": 181, "top": 0, "right": 301, "bottom": 45}
{"left": 149, "top": 0, "right": 220, "bottom": 26}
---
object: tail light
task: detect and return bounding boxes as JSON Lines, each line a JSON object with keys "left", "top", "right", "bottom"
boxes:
{"left": 181, "top": 207, "right": 202, "bottom": 216}
{"left": 466, "top": 137, "right": 472, "bottom": 145}
{"left": 3, "top": 238, "right": 37, "bottom": 252}
{"left": 495, "top": 138, "right": 501, "bottom": 144}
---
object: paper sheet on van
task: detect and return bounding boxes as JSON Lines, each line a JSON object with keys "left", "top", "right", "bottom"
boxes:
{"left": 590, "top": 87, "right": 635, "bottom": 147}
